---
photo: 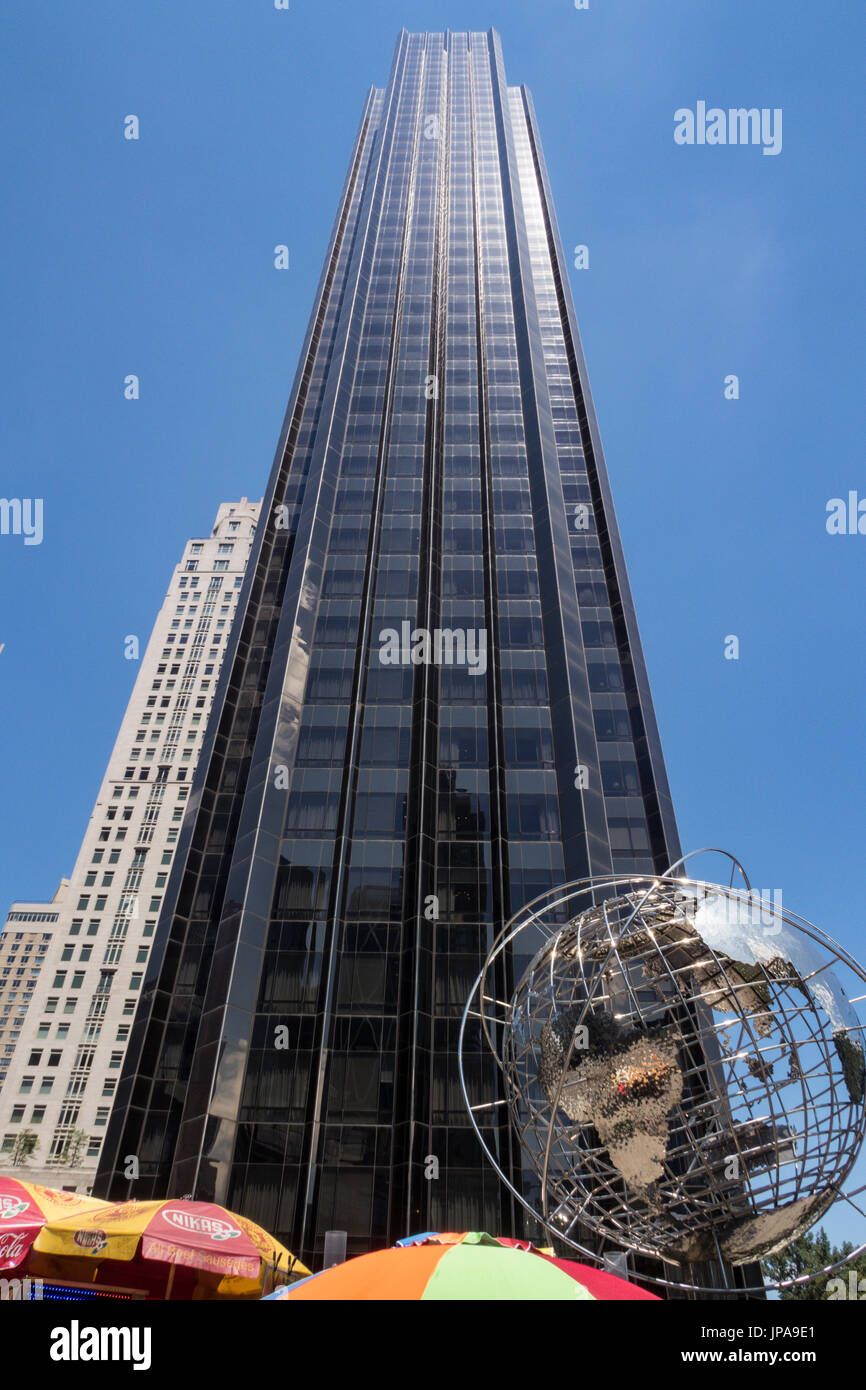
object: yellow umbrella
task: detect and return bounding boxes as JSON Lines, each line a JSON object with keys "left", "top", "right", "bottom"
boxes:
{"left": 32, "top": 1197, "right": 309, "bottom": 1299}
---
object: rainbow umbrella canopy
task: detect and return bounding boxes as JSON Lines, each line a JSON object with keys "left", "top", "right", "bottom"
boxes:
{"left": 29, "top": 1198, "right": 309, "bottom": 1299}
{"left": 0, "top": 1178, "right": 106, "bottom": 1272}
{"left": 265, "top": 1232, "right": 659, "bottom": 1301}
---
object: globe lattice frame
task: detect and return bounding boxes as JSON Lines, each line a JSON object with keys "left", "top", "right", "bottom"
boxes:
{"left": 458, "top": 851, "right": 866, "bottom": 1296}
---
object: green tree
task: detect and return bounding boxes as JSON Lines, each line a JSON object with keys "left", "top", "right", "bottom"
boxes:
{"left": 10, "top": 1130, "right": 39, "bottom": 1167}
{"left": 763, "top": 1227, "right": 866, "bottom": 1299}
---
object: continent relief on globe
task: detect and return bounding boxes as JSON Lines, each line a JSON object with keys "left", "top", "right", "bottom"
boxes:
{"left": 536, "top": 901, "right": 865, "bottom": 1264}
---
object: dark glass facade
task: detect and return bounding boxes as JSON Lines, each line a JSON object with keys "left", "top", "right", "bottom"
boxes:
{"left": 95, "top": 30, "right": 683, "bottom": 1268}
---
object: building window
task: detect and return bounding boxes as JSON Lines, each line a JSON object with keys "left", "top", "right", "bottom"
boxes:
{"left": 10, "top": 1107, "right": 25, "bottom": 1123}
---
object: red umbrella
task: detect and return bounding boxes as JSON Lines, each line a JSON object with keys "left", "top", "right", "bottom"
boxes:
{"left": 0, "top": 1177, "right": 105, "bottom": 1272}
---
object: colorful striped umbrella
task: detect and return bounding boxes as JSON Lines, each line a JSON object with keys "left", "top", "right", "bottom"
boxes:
{"left": 398, "top": 1231, "right": 657, "bottom": 1300}
{"left": 264, "top": 1231, "right": 658, "bottom": 1300}
{"left": 0, "top": 1178, "right": 106, "bottom": 1271}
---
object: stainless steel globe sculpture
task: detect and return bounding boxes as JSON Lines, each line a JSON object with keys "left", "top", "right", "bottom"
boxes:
{"left": 459, "top": 852, "right": 866, "bottom": 1292}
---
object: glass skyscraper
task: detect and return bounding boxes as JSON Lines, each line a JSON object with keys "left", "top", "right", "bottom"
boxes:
{"left": 96, "top": 29, "right": 684, "bottom": 1269}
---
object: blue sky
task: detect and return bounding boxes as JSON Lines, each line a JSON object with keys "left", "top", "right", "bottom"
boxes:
{"left": 1, "top": 1, "right": 864, "bottom": 1255}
